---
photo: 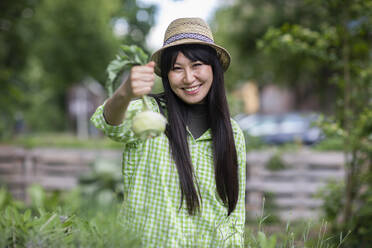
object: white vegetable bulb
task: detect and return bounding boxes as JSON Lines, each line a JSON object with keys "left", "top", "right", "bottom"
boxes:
{"left": 132, "top": 110, "right": 167, "bottom": 139}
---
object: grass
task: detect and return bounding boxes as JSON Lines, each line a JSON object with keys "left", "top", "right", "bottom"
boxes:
{"left": 1, "top": 132, "right": 344, "bottom": 152}
{"left": 0, "top": 187, "right": 142, "bottom": 248}
{"left": 313, "top": 136, "right": 344, "bottom": 151}
{"left": 243, "top": 197, "right": 351, "bottom": 248}
{"left": 0, "top": 133, "right": 123, "bottom": 149}
{"left": 0, "top": 186, "right": 352, "bottom": 248}
{"left": 245, "top": 214, "right": 351, "bottom": 248}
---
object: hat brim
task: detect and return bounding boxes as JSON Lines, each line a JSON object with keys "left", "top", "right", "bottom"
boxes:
{"left": 150, "top": 39, "right": 231, "bottom": 77}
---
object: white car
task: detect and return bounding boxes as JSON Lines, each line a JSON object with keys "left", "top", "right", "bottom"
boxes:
{"left": 234, "top": 112, "right": 323, "bottom": 145}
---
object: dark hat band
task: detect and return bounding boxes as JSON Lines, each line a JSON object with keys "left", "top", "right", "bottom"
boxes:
{"left": 163, "top": 33, "right": 214, "bottom": 46}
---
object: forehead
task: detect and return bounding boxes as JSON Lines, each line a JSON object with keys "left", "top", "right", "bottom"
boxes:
{"left": 174, "top": 52, "right": 192, "bottom": 63}
{"left": 172, "top": 52, "right": 203, "bottom": 67}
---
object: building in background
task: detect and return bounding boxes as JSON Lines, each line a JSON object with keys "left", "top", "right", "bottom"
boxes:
{"left": 67, "top": 78, "right": 106, "bottom": 139}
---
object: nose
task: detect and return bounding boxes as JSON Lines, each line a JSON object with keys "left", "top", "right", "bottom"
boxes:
{"left": 183, "top": 68, "right": 195, "bottom": 84}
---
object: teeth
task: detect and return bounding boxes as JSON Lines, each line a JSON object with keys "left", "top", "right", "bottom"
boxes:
{"left": 184, "top": 86, "right": 199, "bottom": 92}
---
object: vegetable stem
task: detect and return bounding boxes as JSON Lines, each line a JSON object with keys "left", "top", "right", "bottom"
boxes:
{"left": 142, "top": 95, "right": 150, "bottom": 111}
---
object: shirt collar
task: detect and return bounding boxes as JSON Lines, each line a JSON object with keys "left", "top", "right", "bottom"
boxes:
{"left": 186, "top": 126, "right": 212, "bottom": 141}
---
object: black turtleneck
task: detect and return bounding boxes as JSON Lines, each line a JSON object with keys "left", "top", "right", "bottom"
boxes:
{"left": 186, "top": 103, "right": 209, "bottom": 139}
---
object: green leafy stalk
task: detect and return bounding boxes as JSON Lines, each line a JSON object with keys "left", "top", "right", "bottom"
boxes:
{"left": 105, "top": 45, "right": 149, "bottom": 102}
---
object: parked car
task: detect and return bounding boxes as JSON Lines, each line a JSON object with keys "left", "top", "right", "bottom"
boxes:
{"left": 234, "top": 112, "right": 323, "bottom": 145}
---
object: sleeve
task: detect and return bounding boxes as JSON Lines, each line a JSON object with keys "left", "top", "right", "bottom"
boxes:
{"left": 228, "top": 119, "right": 247, "bottom": 246}
{"left": 90, "top": 98, "right": 146, "bottom": 145}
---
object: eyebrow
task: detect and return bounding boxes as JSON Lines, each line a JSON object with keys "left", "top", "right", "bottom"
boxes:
{"left": 172, "top": 63, "right": 182, "bottom": 68}
{"left": 174, "top": 59, "right": 201, "bottom": 65}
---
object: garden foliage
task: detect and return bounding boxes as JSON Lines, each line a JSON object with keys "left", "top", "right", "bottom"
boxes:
{"left": 214, "top": 0, "right": 372, "bottom": 246}
{"left": 0, "top": 0, "right": 156, "bottom": 137}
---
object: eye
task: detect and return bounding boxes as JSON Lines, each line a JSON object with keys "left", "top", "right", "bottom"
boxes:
{"left": 172, "top": 66, "right": 182, "bottom": 71}
{"left": 192, "top": 62, "right": 203, "bottom": 67}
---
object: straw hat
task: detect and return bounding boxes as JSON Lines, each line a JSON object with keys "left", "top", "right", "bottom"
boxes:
{"left": 150, "top": 17, "right": 231, "bottom": 76}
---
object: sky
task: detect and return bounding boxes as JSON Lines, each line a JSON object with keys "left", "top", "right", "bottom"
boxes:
{"left": 138, "top": 0, "right": 223, "bottom": 51}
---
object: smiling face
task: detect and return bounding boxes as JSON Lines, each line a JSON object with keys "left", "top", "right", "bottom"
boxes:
{"left": 167, "top": 52, "right": 213, "bottom": 105}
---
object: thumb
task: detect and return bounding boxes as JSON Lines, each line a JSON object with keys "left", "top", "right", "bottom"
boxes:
{"left": 147, "top": 61, "right": 156, "bottom": 68}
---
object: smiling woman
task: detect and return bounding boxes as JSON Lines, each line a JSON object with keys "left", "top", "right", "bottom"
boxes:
{"left": 91, "top": 17, "right": 246, "bottom": 247}
{"left": 166, "top": 47, "right": 214, "bottom": 104}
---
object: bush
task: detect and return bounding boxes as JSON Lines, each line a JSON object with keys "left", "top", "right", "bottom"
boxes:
{"left": 0, "top": 186, "right": 141, "bottom": 247}
{"left": 318, "top": 180, "right": 372, "bottom": 247}
{"left": 313, "top": 136, "right": 344, "bottom": 151}
{"left": 0, "top": 184, "right": 353, "bottom": 247}
{"left": 266, "top": 153, "right": 287, "bottom": 171}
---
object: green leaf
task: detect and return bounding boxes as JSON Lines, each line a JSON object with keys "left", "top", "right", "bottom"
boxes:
{"left": 258, "top": 231, "right": 268, "bottom": 247}
{"left": 257, "top": 231, "right": 277, "bottom": 248}
{"left": 107, "top": 60, "right": 130, "bottom": 83}
{"left": 23, "top": 209, "right": 31, "bottom": 222}
{"left": 105, "top": 45, "right": 149, "bottom": 97}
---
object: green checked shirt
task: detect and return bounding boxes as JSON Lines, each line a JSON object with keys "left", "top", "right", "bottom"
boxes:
{"left": 91, "top": 97, "right": 246, "bottom": 247}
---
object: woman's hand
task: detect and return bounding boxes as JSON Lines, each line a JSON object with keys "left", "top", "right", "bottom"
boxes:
{"left": 120, "top": 61, "right": 156, "bottom": 100}
{"left": 103, "top": 61, "right": 156, "bottom": 125}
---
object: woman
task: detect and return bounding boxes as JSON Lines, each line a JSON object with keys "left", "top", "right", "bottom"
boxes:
{"left": 91, "top": 18, "right": 246, "bottom": 247}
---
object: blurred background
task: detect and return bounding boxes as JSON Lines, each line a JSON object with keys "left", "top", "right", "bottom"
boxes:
{"left": 1, "top": 0, "right": 371, "bottom": 247}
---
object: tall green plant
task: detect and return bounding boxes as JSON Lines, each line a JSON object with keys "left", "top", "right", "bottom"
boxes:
{"left": 255, "top": 0, "right": 372, "bottom": 246}
{"left": 0, "top": 185, "right": 142, "bottom": 247}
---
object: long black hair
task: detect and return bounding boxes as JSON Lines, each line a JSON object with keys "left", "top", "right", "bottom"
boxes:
{"left": 159, "top": 44, "right": 239, "bottom": 216}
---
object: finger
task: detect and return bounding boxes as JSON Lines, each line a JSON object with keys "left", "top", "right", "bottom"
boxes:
{"left": 130, "top": 74, "right": 154, "bottom": 84}
{"left": 132, "top": 86, "right": 152, "bottom": 96}
{"left": 132, "top": 64, "right": 155, "bottom": 73}
{"left": 131, "top": 76, "right": 154, "bottom": 85}
{"left": 132, "top": 81, "right": 154, "bottom": 90}
{"left": 147, "top": 61, "right": 156, "bottom": 68}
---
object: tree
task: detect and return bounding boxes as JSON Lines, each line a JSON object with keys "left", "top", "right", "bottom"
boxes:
{"left": 213, "top": 0, "right": 372, "bottom": 246}
{"left": 0, "top": 0, "right": 39, "bottom": 137}
{"left": 0, "top": 0, "right": 156, "bottom": 136}
{"left": 211, "top": 0, "right": 339, "bottom": 110}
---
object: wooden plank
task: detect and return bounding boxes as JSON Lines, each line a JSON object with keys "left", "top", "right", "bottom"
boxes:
{"left": 247, "top": 181, "right": 326, "bottom": 194}
{"left": 38, "top": 176, "right": 78, "bottom": 190}
{"left": 248, "top": 162, "right": 344, "bottom": 173}
{"left": 257, "top": 169, "right": 344, "bottom": 177}
{"left": 32, "top": 148, "right": 96, "bottom": 163}
{"left": 0, "top": 146, "right": 26, "bottom": 157}
{"left": 35, "top": 156, "right": 84, "bottom": 165}
{"left": 0, "top": 162, "right": 24, "bottom": 174}
{"left": 255, "top": 171, "right": 345, "bottom": 183}
{"left": 274, "top": 198, "right": 323, "bottom": 208}
{"left": 246, "top": 208, "right": 320, "bottom": 221}
{"left": 247, "top": 149, "right": 345, "bottom": 167}
{"left": 0, "top": 175, "right": 29, "bottom": 186}
{"left": 278, "top": 209, "right": 320, "bottom": 221}
{"left": 35, "top": 164, "right": 90, "bottom": 175}
{"left": 307, "top": 163, "right": 344, "bottom": 170}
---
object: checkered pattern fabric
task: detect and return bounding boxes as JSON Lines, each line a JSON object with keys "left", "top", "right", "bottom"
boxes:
{"left": 91, "top": 97, "right": 246, "bottom": 247}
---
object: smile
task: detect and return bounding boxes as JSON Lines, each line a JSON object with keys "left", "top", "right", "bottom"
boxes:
{"left": 184, "top": 85, "right": 201, "bottom": 92}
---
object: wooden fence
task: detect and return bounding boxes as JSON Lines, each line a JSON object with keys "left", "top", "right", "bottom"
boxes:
{"left": 0, "top": 146, "right": 121, "bottom": 201}
{"left": 245, "top": 148, "right": 345, "bottom": 220}
{"left": 0, "top": 146, "right": 345, "bottom": 220}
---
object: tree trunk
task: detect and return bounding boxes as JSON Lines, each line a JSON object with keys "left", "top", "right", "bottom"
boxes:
{"left": 341, "top": 14, "right": 354, "bottom": 226}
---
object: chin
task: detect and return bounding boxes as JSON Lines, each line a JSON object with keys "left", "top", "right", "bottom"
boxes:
{"left": 180, "top": 96, "right": 204, "bottom": 105}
